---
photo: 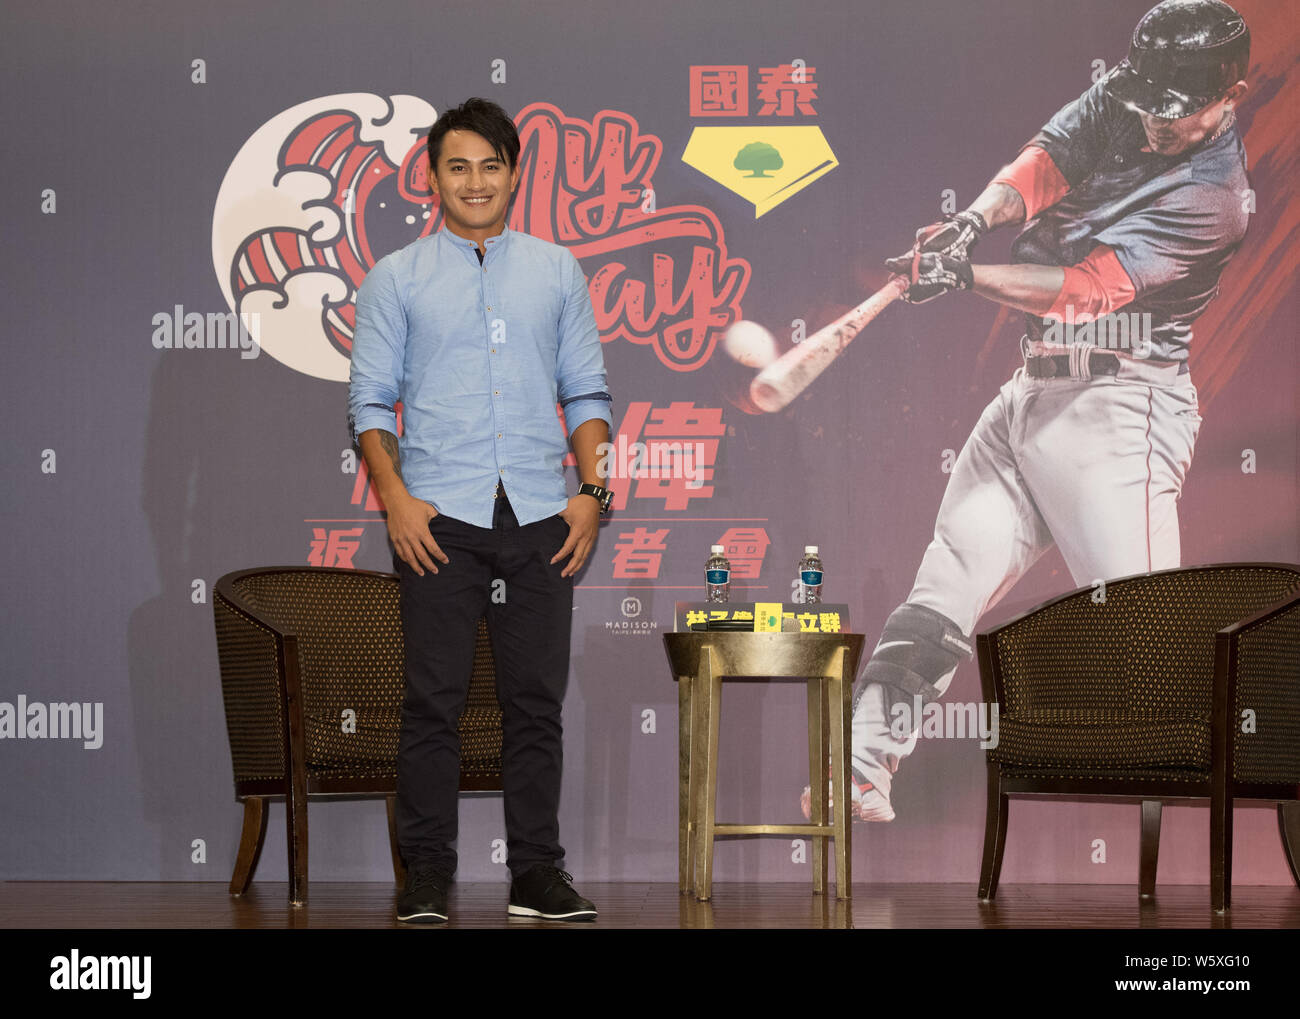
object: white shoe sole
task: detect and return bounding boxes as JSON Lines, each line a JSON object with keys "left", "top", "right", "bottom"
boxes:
{"left": 507, "top": 904, "right": 597, "bottom": 920}
{"left": 397, "top": 908, "right": 448, "bottom": 922}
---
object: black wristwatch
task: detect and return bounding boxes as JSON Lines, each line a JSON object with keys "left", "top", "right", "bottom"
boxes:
{"left": 577, "top": 482, "right": 614, "bottom": 514}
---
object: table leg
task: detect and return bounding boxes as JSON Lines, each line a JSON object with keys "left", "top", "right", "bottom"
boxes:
{"left": 693, "top": 646, "right": 722, "bottom": 902}
{"left": 678, "top": 673, "right": 693, "bottom": 894}
{"left": 806, "top": 677, "right": 828, "bottom": 894}
{"left": 829, "top": 647, "right": 852, "bottom": 899}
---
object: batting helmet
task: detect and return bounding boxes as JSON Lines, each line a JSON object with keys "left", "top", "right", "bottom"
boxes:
{"left": 1104, "top": 0, "right": 1250, "bottom": 118}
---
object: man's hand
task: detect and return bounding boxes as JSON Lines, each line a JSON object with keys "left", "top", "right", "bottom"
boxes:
{"left": 386, "top": 491, "right": 449, "bottom": 577}
{"left": 550, "top": 494, "right": 601, "bottom": 578}
{"left": 885, "top": 210, "right": 987, "bottom": 271}
{"left": 358, "top": 428, "right": 447, "bottom": 576}
{"left": 903, "top": 210, "right": 988, "bottom": 262}
{"left": 885, "top": 249, "right": 975, "bottom": 304}
{"left": 885, "top": 210, "right": 985, "bottom": 304}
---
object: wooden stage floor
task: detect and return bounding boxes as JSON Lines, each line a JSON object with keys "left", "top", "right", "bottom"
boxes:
{"left": 3, "top": 881, "right": 1298, "bottom": 929}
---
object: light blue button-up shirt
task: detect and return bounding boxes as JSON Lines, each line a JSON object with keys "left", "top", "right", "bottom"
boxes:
{"left": 348, "top": 226, "right": 613, "bottom": 528}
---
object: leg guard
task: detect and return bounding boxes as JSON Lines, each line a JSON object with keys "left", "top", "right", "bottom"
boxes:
{"left": 853, "top": 602, "right": 973, "bottom": 716}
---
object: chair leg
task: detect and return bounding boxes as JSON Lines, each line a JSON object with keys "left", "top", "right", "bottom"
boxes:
{"left": 1139, "top": 800, "right": 1162, "bottom": 899}
{"left": 977, "top": 763, "right": 1008, "bottom": 902}
{"left": 286, "top": 785, "right": 309, "bottom": 907}
{"left": 1210, "top": 778, "right": 1232, "bottom": 913}
{"left": 386, "top": 795, "right": 406, "bottom": 887}
{"left": 228, "top": 796, "right": 268, "bottom": 896}
{"left": 1278, "top": 802, "right": 1300, "bottom": 889}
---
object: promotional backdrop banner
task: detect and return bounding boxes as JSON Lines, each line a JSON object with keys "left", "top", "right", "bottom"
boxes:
{"left": 3, "top": 0, "right": 1297, "bottom": 886}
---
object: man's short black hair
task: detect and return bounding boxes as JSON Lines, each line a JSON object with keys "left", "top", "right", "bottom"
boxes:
{"left": 426, "top": 98, "right": 520, "bottom": 173}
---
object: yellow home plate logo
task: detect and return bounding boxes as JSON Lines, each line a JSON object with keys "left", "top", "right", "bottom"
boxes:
{"left": 681, "top": 126, "right": 838, "bottom": 218}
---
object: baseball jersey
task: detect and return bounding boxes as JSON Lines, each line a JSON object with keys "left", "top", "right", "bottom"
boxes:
{"left": 1010, "top": 79, "right": 1250, "bottom": 368}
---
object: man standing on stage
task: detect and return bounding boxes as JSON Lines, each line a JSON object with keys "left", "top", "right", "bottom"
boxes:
{"left": 349, "top": 98, "right": 615, "bottom": 921}
{"left": 806, "top": 0, "right": 1253, "bottom": 823}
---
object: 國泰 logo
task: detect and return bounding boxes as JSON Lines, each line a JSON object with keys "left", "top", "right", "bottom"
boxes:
{"left": 682, "top": 63, "right": 838, "bottom": 218}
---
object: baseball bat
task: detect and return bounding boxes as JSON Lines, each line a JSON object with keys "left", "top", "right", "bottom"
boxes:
{"left": 748, "top": 275, "right": 908, "bottom": 413}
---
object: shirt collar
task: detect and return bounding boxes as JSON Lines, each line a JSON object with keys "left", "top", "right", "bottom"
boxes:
{"left": 440, "top": 224, "right": 512, "bottom": 264}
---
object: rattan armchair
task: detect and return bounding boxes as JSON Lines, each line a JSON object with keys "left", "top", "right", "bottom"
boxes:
{"left": 213, "top": 566, "right": 503, "bottom": 905}
{"left": 975, "top": 562, "right": 1300, "bottom": 911}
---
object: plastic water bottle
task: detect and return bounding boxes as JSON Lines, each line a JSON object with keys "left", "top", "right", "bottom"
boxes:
{"left": 705, "top": 545, "right": 731, "bottom": 603}
{"left": 798, "top": 546, "right": 824, "bottom": 604}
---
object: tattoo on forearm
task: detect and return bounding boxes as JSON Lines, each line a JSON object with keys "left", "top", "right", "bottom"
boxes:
{"left": 986, "top": 183, "right": 1026, "bottom": 229}
{"left": 379, "top": 431, "right": 403, "bottom": 480}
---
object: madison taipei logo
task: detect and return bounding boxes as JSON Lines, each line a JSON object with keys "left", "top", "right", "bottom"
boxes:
{"left": 212, "top": 93, "right": 751, "bottom": 382}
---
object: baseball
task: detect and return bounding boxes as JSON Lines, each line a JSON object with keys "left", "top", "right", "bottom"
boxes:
{"left": 723, "top": 320, "right": 779, "bottom": 369}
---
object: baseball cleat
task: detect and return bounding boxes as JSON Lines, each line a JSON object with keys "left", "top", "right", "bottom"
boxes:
{"left": 851, "top": 780, "right": 896, "bottom": 822}
{"left": 800, "top": 772, "right": 895, "bottom": 823}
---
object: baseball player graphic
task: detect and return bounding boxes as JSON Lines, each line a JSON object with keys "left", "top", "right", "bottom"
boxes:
{"left": 804, "top": 0, "right": 1254, "bottom": 823}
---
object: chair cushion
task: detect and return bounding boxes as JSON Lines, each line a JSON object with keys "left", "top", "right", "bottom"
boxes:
{"left": 303, "top": 708, "right": 503, "bottom": 776}
{"left": 987, "top": 710, "right": 1210, "bottom": 772}
{"left": 304, "top": 709, "right": 399, "bottom": 769}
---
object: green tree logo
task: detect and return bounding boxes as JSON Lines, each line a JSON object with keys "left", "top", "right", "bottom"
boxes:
{"left": 733, "top": 142, "right": 784, "bottom": 178}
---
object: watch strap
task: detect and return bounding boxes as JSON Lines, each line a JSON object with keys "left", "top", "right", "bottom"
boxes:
{"left": 577, "top": 482, "right": 613, "bottom": 513}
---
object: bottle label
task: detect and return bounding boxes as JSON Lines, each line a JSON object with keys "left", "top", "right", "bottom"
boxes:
{"left": 800, "top": 570, "right": 823, "bottom": 586}
{"left": 705, "top": 569, "right": 730, "bottom": 585}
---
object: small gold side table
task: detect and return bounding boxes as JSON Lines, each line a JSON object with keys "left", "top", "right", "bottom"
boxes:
{"left": 662, "top": 631, "right": 865, "bottom": 901}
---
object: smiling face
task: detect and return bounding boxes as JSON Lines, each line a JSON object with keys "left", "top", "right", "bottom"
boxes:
{"left": 429, "top": 129, "right": 519, "bottom": 248}
{"left": 1136, "top": 81, "right": 1247, "bottom": 156}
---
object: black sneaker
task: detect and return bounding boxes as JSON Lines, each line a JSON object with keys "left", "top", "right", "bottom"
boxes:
{"left": 508, "top": 864, "right": 597, "bottom": 921}
{"left": 397, "top": 863, "right": 451, "bottom": 923}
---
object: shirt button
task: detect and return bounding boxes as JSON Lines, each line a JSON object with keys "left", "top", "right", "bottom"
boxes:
{"left": 486, "top": 306, "right": 493, "bottom": 311}
{"left": 491, "top": 348, "right": 496, "bottom": 353}
{"left": 497, "top": 433, "right": 503, "bottom": 439}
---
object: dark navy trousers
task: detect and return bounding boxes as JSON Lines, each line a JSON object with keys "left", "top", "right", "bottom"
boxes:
{"left": 394, "top": 492, "right": 573, "bottom": 878}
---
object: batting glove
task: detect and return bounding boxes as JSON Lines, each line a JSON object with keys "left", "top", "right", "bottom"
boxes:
{"left": 916, "top": 210, "right": 987, "bottom": 260}
{"left": 885, "top": 250, "right": 975, "bottom": 304}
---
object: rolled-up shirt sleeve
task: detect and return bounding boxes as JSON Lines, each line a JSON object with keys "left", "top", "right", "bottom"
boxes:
{"left": 991, "top": 144, "right": 1071, "bottom": 222}
{"left": 555, "top": 251, "right": 613, "bottom": 434}
{"left": 347, "top": 260, "right": 406, "bottom": 443}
